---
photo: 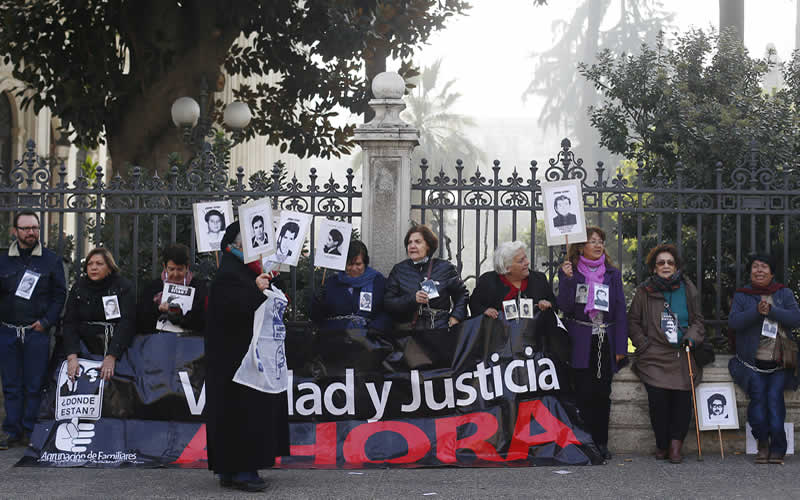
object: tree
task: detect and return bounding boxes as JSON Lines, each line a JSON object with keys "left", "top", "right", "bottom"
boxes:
{"left": 0, "top": 1, "right": 468, "bottom": 170}
{"left": 523, "top": 0, "right": 673, "bottom": 161}
{"left": 401, "top": 59, "right": 485, "bottom": 174}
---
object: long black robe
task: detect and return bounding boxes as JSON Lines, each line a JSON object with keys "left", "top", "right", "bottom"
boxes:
{"left": 204, "top": 252, "right": 290, "bottom": 473}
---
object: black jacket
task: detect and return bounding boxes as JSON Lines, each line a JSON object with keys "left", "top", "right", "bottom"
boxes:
{"left": 204, "top": 251, "right": 289, "bottom": 473}
{"left": 62, "top": 272, "right": 136, "bottom": 359}
{"left": 469, "top": 270, "right": 556, "bottom": 318}
{"left": 136, "top": 277, "right": 207, "bottom": 334}
{"left": 384, "top": 258, "right": 469, "bottom": 329}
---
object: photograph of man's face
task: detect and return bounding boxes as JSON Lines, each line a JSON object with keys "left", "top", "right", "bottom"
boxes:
{"left": 554, "top": 195, "right": 572, "bottom": 216}
{"left": 20, "top": 277, "right": 35, "bottom": 293}
{"left": 104, "top": 299, "right": 119, "bottom": 317}
{"left": 324, "top": 229, "right": 344, "bottom": 254}
{"left": 708, "top": 393, "right": 727, "bottom": 418}
{"left": 205, "top": 210, "right": 224, "bottom": 235}
{"left": 277, "top": 222, "right": 300, "bottom": 254}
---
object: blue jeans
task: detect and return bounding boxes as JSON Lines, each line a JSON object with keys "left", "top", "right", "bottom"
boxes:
{"left": 747, "top": 368, "right": 787, "bottom": 456}
{"left": 0, "top": 325, "right": 50, "bottom": 438}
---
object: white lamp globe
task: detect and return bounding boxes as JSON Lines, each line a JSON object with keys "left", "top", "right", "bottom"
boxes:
{"left": 171, "top": 97, "right": 200, "bottom": 127}
{"left": 223, "top": 101, "right": 252, "bottom": 130}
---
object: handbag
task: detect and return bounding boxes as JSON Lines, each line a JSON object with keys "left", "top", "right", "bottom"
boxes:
{"left": 779, "top": 332, "right": 799, "bottom": 373}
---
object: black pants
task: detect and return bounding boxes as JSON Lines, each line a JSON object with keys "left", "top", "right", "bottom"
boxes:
{"left": 573, "top": 335, "right": 612, "bottom": 447}
{"left": 644, "top": 384, "right": 692, "bottom": 450}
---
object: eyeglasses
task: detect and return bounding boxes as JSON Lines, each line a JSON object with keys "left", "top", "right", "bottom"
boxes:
{"left": 586, "top": 240, "right": 605, "bottom": 246}
{"left": 17, "top": 226, "right": 40, "bottom": 232}
{"left": 656, "top": 259, "right": 675, "bottom": 267}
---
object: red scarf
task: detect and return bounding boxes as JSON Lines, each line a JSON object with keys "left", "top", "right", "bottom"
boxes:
{"left": 499, "top": 274, "right": 528, "bottom": 301}
{"left": 736, "top": 281, "right": 785, "bottom": 295}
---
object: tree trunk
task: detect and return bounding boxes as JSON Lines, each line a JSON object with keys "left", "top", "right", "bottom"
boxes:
{"left": 719, "top": 0, "right": 744, "bottom": 41}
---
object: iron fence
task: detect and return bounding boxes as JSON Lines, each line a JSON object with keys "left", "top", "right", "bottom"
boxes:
{"left": 412, "top": 138, "right": 800, "bottom": 345}
{"left": 0, "top": 140, "right": 362, "bottom": 323}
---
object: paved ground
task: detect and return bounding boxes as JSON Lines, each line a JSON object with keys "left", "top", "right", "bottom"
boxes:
{"left": 0, "top": 445, "right": 794, "bottom": 499}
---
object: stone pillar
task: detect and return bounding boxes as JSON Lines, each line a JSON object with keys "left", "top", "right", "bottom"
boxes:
{"left": 354, "top": 72, "right": 419, "bottom": 277}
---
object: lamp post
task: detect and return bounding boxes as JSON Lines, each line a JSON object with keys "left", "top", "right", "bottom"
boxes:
{"left": 170, "top": 76, "right": 252, "bottom": 155}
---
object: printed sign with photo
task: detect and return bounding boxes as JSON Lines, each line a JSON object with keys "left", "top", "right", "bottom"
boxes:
{"left": 503, "top": 299, "right": 519, "bottom": 320}
{"left": 696, "top": 382, "right": 740, "bottom": 431}
{"left": 56, "top": 359, "right": 105, "bottom": 421}
{"left": 314, "top": 219, "right": 353, "bottom": 271}
{"left": 155, "top": 283, "right": 196, "bottom": 333}
{"left": 102, "top": 295, "right": 121, "bottom": 320}
{"left": 542, "top": 179, "right": 587, "bottom": 246}
{"left": 239, "top": 198, "right": 275, "bottom": 264}
{"left": 193, "top": 200, "right": 234, "bottom": 253}
{"left": 267, "top": 211, "right": 312, "bottom": 268}
{"left": 519, "top": 298, "right": 534, "bottom": 319}
{"left": 15, "top": 270, "right": 40, "bottom": 300}
{"left": 593, "top": 283, "right": 610, "bottom": 312}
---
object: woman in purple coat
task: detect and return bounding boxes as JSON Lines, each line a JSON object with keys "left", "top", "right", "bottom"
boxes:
{"left": 557, "top": 226, "right": 628, "bottom": 461}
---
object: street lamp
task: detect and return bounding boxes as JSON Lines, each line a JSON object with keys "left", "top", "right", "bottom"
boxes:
{"left": 170, "top": 76, "right": 252, "bottom": 154}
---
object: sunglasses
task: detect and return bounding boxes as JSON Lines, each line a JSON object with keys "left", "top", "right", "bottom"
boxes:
{"left": 656, "top": 259, "right": 675, "bottom": 267}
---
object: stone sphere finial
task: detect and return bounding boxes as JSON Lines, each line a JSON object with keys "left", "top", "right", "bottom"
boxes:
{"left": 371, "top": 72, "right": 405, "bottom": 99}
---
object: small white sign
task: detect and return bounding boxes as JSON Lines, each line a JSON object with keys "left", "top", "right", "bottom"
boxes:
{"left": 55, "top": 359, "right": 105, "bottom": 421}
{"left": 696, "top": 382, "right": 740, "bottom": 431}
{"left": 542, "top": 179, "right": 587, "bottom": 246}
{"left": 193, "top": 200, "right": 234, "bottom": 253}
{"left": 593, "top": 283, "right": 610, "bottom": 312}
{"left": 155, "top": 283, "right": 196, "bottom": 333}
{"left": 314, "top": 219, "right": 353, "bottom": 271}
{"left": 15, "top": 270, "right": 40, "bottom": 300}
{"left": 239, "top": 198, "right": 276, "bottom": 264}
{"left": 520, "top": 298, "right": 534, "bottom": 318}
{"left": 503, "top": 299, "right": 519, "bottom": 320}
{"left": 762, "top": 318, "right": 778, "bottom": 339}
{"left": 267, "top": 211, "right": 312, "bottom": 268}
{"left": 102, "top": 295, "right": 121, "bottom": 320}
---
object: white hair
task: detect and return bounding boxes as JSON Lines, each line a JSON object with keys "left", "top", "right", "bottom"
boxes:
{"left": 493, "top": 241, "right": 527, "bottom": 274}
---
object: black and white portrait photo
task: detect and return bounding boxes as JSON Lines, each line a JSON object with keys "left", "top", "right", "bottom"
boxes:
{"left": 542, "top": 179, "right": 586, "bottom": 246}
{"left": 102, "top": 294, "right": 121, "bottom": 320}
{"left": 593, "top": 285, "right": 610, "bottom": 311}
{"left": 267, "top": 211, "right": 311, "bottom": 268}
{"left": 239, "top": 197, "right": 275, "bottom": 263}
{"left": 520, "top": 298, "right": 534, "bottom": 319}
{"left": 575, "top": 283, "right": 589, "bottom": 304}
{"left": 696, "top": 382, "right": 739, "bottom": 431}
{"left": 15, "top": 270, "right": 40, "bottom": 300}
{"left": 503, "top": 299, "right": 519, "bottom": 320}
{"left": 314, "top": 219, "right": 353, "bottom": 271}
{"left": 193, "top": 200, "right": 234, "bottom": 253}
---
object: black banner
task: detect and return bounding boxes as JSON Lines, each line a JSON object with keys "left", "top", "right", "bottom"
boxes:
{"left": 18, "top": 310, "right": 603, "bottom": 468}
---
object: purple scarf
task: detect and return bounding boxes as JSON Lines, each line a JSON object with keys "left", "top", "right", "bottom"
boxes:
{"left": 577, "top": 255, "right": 606, "bottom": 319}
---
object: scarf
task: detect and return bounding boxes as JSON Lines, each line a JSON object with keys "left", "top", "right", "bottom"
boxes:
{"left": 736, "top": 281, "right": 785, "bottom": 295}
{"left": 153, "top": 268, "right": 195, "bottom": 304}
{"left": 643, "top": 270, "right": 683, "bottom": 293}
{"left": 226, "top": 245, "right": 263, "bottom": 275}
{"left": 577, "top": 255, "right": 606, "bottom": 320}
{"left": 499, "top": 274, "right": 528, "bottom": 301}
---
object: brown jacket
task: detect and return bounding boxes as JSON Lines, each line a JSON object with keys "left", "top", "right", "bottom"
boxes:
{"left": 628, "top": 277, "right": 705, "bottom": 391}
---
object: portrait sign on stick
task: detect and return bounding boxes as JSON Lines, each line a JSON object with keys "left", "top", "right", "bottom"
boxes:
{"left": 314, "top": 219, "right": 353, "bottom": 271}
{"left": 267, "top": 211, "right": 312, "bottom": 268}
{"left": 541, "top": 179, "right": 587, "bottom": 247}
{"left": 239, "top": 198, "right": 275, "bottom": 264}
{"left": 193, "top": 200, "right": 234, "bottom": 253}
{"left": 695, "top": 381, "right": 740, "bottom": 431}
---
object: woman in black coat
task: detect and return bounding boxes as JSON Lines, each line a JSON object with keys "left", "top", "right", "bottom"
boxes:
{"left": 63, "top": 247, "right": 135, "bottom": 382}
{"left": 204, "top": 222, "right": 289, "bottom": 492}
{"left": 384, "top": 225, "right": 469, "bottom": 330}
{"left": 470, "top": 240, "right": 556, "bottom": 318}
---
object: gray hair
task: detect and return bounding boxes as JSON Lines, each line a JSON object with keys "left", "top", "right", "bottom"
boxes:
{"left": 493, "top": 241, "right": 527, "bottom": 274}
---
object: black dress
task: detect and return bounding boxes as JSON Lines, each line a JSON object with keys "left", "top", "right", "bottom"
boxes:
{"left": 62, "top": 272, "right": 136, "bottom": 358}
{"left": 204, "top": 252, "right": 290, "bottom": 474}
{"left": 469, "top": 270, "right": 556, "bottom": 318}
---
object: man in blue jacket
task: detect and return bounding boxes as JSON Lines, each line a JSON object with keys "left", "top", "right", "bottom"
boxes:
{"left": 0, "top": 212, "right": 66, "bottom": 449}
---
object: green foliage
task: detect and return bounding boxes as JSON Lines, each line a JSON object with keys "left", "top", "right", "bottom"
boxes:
{"left": 0, "top": 1, "right": 468, "bottom": 162}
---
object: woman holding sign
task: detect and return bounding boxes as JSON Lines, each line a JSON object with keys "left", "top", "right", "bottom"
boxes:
{"left": 470, "top": 241, "right": 555, "bottom": 319}
{"left": 385, "top": 225, "right": 468, "bottom": 330}
{"left": 557, "top": 227, "right": 627, "bottom": 461}
{"left": 628, "top": 244, "right": 704, "bottom": 463}
{"left": 63, "top": 248, "right": 135, "bottom": 383}
{"left": 311, "top": 241, "right": 390, "bottom": 331}
{"left": 729, "top": 254, "right": 800, "bottom": 465}
{"left": 205, "top": 221, "right": 289, "bottom": 491}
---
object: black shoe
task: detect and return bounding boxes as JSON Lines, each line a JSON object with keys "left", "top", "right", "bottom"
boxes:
{"left": 9, "top": 432, "right": 29, "bottom": 448}
{"left": 218, "top": 474, "right": 233, "bottom": 488}
{"left": 598, "top": 444, "right": 612, "bottom": 461}
{"left": 0, "top": 433, "right": 8, "bottom": 451}
{"left": 231, "top": 477, "right": 267, "bottom": 492}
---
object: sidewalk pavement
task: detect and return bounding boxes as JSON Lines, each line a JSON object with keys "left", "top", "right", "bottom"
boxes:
{"left": 0, "top": 445, "right": 793, "bottom": 499}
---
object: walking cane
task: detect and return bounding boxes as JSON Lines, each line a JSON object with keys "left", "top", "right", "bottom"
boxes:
{"left": 686, "top": 345, "right": 703, "bottom": 461}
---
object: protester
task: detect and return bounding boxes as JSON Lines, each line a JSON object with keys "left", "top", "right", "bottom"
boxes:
{"left": 136, "top": 243, "right": 207, "bottom": 334}
{"left": 728, "top": 254, "right": 800, "bottom": 464}
{"left": 557, "top": 226, "right": 627, "bottom": 461}
{"left": 628, "top": 244, "right": 704, "bottom": 463}
{"left": 63, "top": 247, "right": 135, "bottom": 384}
{"left": 205, "top": 221, "right": 289, "bottom": 491}
{"left": 0, "top": 212, "right": 67, "bottom": 450}
{"left": 384, "top": 225, "right": 468, "bottom": 330}
{"left": 311, "top": 240, "right": 390, "bottom": 331}
{"left": 470, "top": 240, "right": 555, "bottom": 319}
